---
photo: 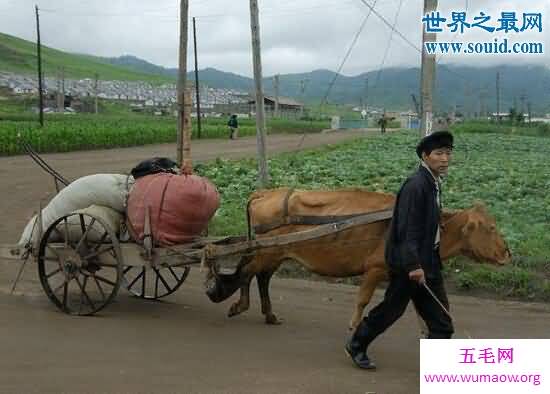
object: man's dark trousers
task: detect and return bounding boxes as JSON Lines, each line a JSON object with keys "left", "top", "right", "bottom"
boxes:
{"left": 353, "top": 251, "right": 454, "bottom": 347}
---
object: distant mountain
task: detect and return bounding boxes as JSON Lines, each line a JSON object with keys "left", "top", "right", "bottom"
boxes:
{"left": 1, "top": 32, "right": 549, "bottom": 113}
{"left": 103, "top": 53, "right": 550, "bottom": 113}
{"left": 97, "top": 55, "right": 174, "bottom": 78}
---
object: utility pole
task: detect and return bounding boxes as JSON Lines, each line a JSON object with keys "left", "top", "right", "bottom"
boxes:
{"left": 192, "top": 17, "right": 202, "bottom": 139}
{"left": 519, "top": 92, "right": 527, "bottom": 117}
{"left": 496, "top": 71, "right": 500, "bottom": 123}
{"left": 60, "top": 66, "right": 65, "bottom": 113}
{"left": 61, "top": 67, "right": 65, "bottom": 97}
{"left": 94, "top": 73, "right": 99, "bottom": 114}
{"left": 464, "top": 82, "right": 471, "bottom": 120}
{"left": 273, "top": 74, "right": 279, "bottom": 118}
{"left": 527, "top": 101, "right": 532, "bottom": 125}
{"left": 56, "top": 67, "right": 63, "bottom": 113}
{"left": 299, "top": 78, "right": 308, "bottom": 118}
{"left": 364, "top": 77, "right": 369, "bottom": 111}
{"left": 249, "top": 0, "right": 269, "bottom": 187}
{"left": 479, "top": 89, "right": 487, "bottom": 119}
{"left": 176, "top": 0, "right": 191, "bottom": 171}
{"left": 420, "top": 0, "right": 437, "bottom": 136}
{"left": 35, "top": 5, "right": 44, "bottom": 126}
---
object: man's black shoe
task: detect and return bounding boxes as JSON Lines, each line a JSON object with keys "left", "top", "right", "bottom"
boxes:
{"left": 345, "top": 340, "right": 376, "bottom": 370}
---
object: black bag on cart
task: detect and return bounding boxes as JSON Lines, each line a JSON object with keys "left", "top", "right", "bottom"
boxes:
{"left": 130, "top": 157, "right": 179, "bottom": 179}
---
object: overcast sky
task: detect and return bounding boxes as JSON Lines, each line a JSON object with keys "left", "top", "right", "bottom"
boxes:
{"left": 1, "top": 0, "right": 548, "bottom": 77}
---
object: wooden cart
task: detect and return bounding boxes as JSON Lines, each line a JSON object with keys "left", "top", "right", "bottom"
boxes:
{"left": 0, "top": 206, "right": 391, "bottom": 316}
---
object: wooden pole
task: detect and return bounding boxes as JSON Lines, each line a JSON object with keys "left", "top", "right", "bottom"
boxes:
{"left": 273, "top": 74, "right": 279, "bottom": 118}
{"left": 249, "top": 0, "right": 269, "bottom": 187}
{"left": 364, "top": 77, "right": 369, "bottom": 112}
{"left": 299, "top": 79, "right": 307, "bottom": 118}
{"left": 420, "top": 0, "right": 437, "bottom": 136}
{"left": 520, "top": 92, "right": 527, "bottom": 116}
{"left": 177, "top": 0, "right": 189, "bottom": 168}
{"left": 192, "top": 17, "right": 202, "bottom": 139}
{"left": 464, "top": 82, "right": 471, "bottom": 120}
{"left": 56, "top": 67, "right": 63, "bottom": 113}
{"left": 35, "top": 5, "right": 44, "bottom": 127}
{"left": 60, "top": 66, "right": 65, "bottom": 113}
{"left": 496, "top": 71, "right": 500, "bottom": 123}
{"left": 61, "top": 67, "right": 65, "bottom": 93}
{"left": 182, "top": 88, "right": 193, "bottom": 174}
{"left": 94, "top": 73, "right": 99, "bottom": 114}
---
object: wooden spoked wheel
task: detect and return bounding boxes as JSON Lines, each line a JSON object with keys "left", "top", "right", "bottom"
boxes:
{"left": 37, "top": 212, "right": 123, "bottom": 315}
{"left": 123, "top": 264, "right": 190, "bottom": 300}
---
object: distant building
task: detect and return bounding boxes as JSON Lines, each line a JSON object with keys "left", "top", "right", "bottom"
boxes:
{"left": 247, "top": 95, "right": 304, "bottom": 118}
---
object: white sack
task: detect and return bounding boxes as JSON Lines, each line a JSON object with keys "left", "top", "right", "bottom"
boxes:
{"left": 18, "top": 174, "right": 134, "bottom": 247}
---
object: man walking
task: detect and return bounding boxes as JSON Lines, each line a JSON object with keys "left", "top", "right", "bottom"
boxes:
{"left": 345, "top": 131, "right": 455, "bottom": 370}
{"left": 228, "top": 114, "right": 239, "bottom": 139}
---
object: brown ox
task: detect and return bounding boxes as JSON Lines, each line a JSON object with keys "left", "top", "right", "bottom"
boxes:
{"left": 205, "top": 188, "right": 512, "bottom": 328}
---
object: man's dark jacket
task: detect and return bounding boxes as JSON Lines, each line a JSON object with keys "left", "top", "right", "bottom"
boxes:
{"left": 384, "top": 165, "right": 442, "bottom": 278}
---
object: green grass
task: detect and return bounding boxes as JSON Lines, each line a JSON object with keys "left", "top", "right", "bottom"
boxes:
{"left": 0, "top": 32, "right": 172, "bottom": 83}
{"left": 445, "top": 257, "right": 550, "bottom": 301}
{"left": 0, "top": 114, "right": 329, "bottom": 155}
{"left": 194, "top": 130, "right": 550, "bottom": 301}
{"left": 452, "top": 120, "right": 550, "bottom": 138}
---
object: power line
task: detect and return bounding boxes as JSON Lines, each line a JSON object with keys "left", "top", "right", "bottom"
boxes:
{"left": 357, "top": 0, "right": 487, "bottom": 99}
{"left": 321, "top": 0, "right": 379, "bottom": 104}
{"left": 374, "top": 0, "right": 404, "bottom": 86}
{"left": 357, "top": 0, "right": 421, "bottom": 52}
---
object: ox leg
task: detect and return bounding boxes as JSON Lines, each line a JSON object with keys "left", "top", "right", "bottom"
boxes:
{"left": 350, "top": 268, "right": 387, "bottom": 330}
{"left": 257, "top": 270, "right": 281, "bottom": 325}
{"left": 228, "top": 275, "right": 253, "bottom": 317}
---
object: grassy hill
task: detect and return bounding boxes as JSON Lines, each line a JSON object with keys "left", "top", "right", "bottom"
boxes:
{"left": 0, "top": 32, "right": 172, "bottom": 83}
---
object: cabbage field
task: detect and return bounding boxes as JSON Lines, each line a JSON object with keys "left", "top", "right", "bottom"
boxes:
{"left": 0, "top": 114, "right": 329, "bottom": 155}
{"left": 195, "top": 130, "right": 550, "bottom": 300}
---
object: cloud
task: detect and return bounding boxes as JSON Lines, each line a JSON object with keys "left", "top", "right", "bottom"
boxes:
{"left": 0, "top": 0, "right": 547, "bottom": 77}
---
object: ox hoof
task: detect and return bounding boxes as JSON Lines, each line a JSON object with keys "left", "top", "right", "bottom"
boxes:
{"left": 265, "top": 314, "right": 282, "bottom": 325}
{"left": 228, "top": 303, "right": 245, "bottom": 318}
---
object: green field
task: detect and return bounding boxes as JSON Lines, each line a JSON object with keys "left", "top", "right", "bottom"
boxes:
{"left": 0, "top": 113, "right": 329, "bottom": 155}
{"left": 452, "top": 119, "right": 550, "bottom": 138}
{"left": 0, "top": 32, "right": 171, "bottom": 83}
{"left": 195, "top": 130, "right": 550, "bottom": 301}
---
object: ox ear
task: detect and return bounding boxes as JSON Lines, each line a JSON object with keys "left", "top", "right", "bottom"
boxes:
{"left": 462, "top": 220, "right": 477, "bottom": 236}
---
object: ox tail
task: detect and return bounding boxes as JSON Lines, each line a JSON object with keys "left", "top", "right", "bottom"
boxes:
{"left": 246, "top": 195, "right": 254, "bottom": 241}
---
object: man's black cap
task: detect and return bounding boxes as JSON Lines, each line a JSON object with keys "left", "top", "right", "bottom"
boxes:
{"left": 416, "top": 131, "right": 454, "bottom": 158}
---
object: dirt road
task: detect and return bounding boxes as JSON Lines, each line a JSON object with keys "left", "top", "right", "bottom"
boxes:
{"left": 0, "top": 131, "right": 549, "bottom": 394}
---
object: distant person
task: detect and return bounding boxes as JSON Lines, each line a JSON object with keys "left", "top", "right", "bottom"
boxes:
{"left": 228, "top": 114, "right": 239, "bottom": 139}
{"left": 377, "top": 114, "right": 395, "bottom": 134}
{"left": 377, "top": 116, "right": 388, "bottom": 134}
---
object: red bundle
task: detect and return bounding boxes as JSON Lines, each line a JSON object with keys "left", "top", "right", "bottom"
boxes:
{"left": 127, "top": 173, "right": 220, "bottom": 246}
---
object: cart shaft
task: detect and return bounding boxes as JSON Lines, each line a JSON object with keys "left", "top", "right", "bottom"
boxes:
{"left": 0, "top": 244, "right": 25, "bottom": 261}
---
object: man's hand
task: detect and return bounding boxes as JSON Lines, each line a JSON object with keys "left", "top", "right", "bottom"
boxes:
{"left": 409, "top": 268, "right": 426, "bottom": 284}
